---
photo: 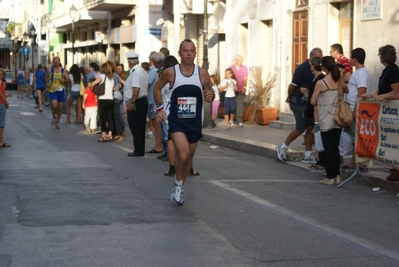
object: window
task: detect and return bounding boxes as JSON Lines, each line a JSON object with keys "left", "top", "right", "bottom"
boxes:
{"left": 296, "top": 0, "right": 308, "bottom": 7}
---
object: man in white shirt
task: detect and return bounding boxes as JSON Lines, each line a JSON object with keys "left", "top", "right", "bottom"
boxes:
{"left": 341, "top": 48, "right": 370, "bottom": 170}
{"left": 124, "top": 51, "right": 149, "bottom": 157}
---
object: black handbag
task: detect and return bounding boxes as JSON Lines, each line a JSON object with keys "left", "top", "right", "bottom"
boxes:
{"left": 92, "top": 77, "right": 106, "bottom": 96}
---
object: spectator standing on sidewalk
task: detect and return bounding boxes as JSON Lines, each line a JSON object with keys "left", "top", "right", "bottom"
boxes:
{"left": 311, "top": 56, "right": 343, "bottom": 185}
{"left": 89, "top": 63, "right": 115, "bottom": 142}
{"left": 340, "top": 48, "right": 370, "bottom": 171}
{"left": 306, "top": 57, "right": 325, "bottom": 171}
{"left": 63, "top": 64, "right": 82, "bottom": 125}
{"left": 276, "top": 48, "right": 323, "bottom": 163}
{"left": 230, "top": 55, "right": 248, "bottom": 127}
{"left": 17, "top": 66, "right": 25, "bottom": 99}
{"left": 82, "top": 78, "right": 98, "bottom": 132}
{"left": 219, "top": 68, "right": 238, "bottom": 128}
{"left": 146, "top": 52, "right": 165, "bottom": 154}
{"left": 124, "top": 51, "right": 149, "bottom": 157}
{"left": 0, "top": 67, "right": 12, "bottom": 147}
{"left": 330, "top": 43, "right": 352, "bottom": 83}
{"left": 362, "top": 45, "right": 399, "bottom": 182}
{"left": 210, "top": 74, "right": 220, "bottom": 127}
{"left": 154, "top": 39, "right": 214, "bottom": 205}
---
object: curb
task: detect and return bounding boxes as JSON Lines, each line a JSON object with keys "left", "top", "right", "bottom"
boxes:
{"left": 202, "top": 133, "right": 399, "bottom": 193}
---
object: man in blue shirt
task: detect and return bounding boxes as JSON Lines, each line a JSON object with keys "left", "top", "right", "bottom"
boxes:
{"left": 277, "top": 48, "right": 323, "bottom": 163}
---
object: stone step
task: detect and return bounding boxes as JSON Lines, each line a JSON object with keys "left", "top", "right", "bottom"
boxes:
{"left": 269, "top": 120, "right": 295, "bottom": 130}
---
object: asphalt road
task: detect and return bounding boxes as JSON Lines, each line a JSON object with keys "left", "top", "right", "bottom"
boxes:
{"left": 1, "top": 95, "right": 399, "bottom": 267}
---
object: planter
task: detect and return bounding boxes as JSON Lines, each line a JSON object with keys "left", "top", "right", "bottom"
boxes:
{"left": 255, "top": 107, "right": 279, "bottom": 125}
{"left": 243, "top": 105, "right": 254, "bottom": 121}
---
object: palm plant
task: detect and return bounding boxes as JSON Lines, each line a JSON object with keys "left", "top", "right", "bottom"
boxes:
{"left": 247, "top": 66, "right": 277, "bottom": 121}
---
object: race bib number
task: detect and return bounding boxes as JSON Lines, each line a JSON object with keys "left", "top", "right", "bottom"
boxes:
{"left": 177, "top": 97, "right": 196, "bottom": 118}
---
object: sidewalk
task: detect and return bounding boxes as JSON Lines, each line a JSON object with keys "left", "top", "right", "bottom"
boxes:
{"left": 202, "top": 119, "right": 399, "bottom": 192}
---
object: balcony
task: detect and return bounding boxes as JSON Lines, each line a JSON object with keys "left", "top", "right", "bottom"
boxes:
{"left": 83, "top": 0, "right": 137, "bottom": 12}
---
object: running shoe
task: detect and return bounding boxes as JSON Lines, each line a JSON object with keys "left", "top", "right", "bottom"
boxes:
{"left": 276, "top": 144, "right": 287, "bottom": 162}
{"left": 301, "top": 155, "right": 317, "bottom": 164}
{"left": 171, "top": 183, "right": 184, "bottom": 205}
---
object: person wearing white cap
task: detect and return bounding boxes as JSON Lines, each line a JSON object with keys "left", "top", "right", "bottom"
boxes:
{"left": 154, "top": 39, "right": 215, "bottom": 205}
{"left": 124, "top": 51, "right": 149, "bottom": 156}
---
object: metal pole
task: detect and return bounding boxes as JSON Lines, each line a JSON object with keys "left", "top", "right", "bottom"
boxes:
{"left": 202, "top": 0, "right": 209, "bottom": 70}
{"left": 72, "top": 20, "right": 75, "bottom": 64}
{"left": 47, "top": 28, "right": 50, "bottom": 64}
{"left": 202, "top": 0, "right": 212, "bottom": 128}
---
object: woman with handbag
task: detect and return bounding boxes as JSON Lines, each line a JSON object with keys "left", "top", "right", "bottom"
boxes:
{"left": 311, "top": 56, "right": 343, "bottom": 185}
{"left": 89, "top": 63, "right": 115, "bottom": 142}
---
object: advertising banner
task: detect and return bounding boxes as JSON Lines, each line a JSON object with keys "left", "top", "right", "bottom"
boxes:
{"left": 356, "top": 99, "right": 399, "bottom": 170}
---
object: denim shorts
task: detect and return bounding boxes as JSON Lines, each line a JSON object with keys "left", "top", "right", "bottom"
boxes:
{"left": 290, "top": 104, "right": 313, "bottom": 130}
{"left": 49, "top": 91, "right": 65, "bottom": 103}
{"left": 69, "top": 91, "right": 80, "bottom": 100}
{"left": 0, "top": 104, "right": 6, "bottom": 127}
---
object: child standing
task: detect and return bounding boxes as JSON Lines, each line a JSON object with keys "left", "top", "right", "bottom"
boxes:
{"left": 210, "top": 74, "right": 220, "bottom": 127}
{"left": 219, "top": 68, "right": 237, "bottom": 128}
{"left": 82, "top": 78, "right": 98, "bottom": 132}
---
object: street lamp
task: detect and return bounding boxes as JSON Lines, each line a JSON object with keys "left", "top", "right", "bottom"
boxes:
{"left": 69, "top": 4, "right": 77, "bottom": 64}
{"left": 46, "top": 18, "right": 53, "bottom": 64}
{"left": 30, "top": 30, "right": 36, "bottom": 69}
{"left": 202, "top": 0, "right": 209, "bottom": 70}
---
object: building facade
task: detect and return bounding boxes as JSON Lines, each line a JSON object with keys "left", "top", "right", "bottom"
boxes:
{"left": 3, "top": 0, "right": 397, "bottom": 118}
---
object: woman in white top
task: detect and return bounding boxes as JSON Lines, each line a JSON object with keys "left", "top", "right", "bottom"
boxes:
{"left": 89, "top": 62, "right": 115, "bottom": 142}
{"left": 62, "top": 64, "right": 83, "bottom": 124}
{"left": 218, "top": 68, "right": 237, "bottom": 128}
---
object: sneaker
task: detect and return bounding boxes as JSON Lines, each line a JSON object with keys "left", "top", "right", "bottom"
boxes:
{"left": 276, "top": 144, "right": 287, "bottom": 162}
{"left": 62, "top": 120, "right": 71, "bottom": 125}
{"left": 147, "top": 131, "right": 154, "bottom": 139}
{"left": 51, "top": 117, "right": 56, "bottom": 126}
{"left": 171, "top": 183, "right": 184, "bottom": 205}
{"left": 229, "top": 121, "right": 234, "bottom": 127}
{"left": 55, "top": 122, "right": 60, "bottom": 129}
{"left": 301, "top": 155, "right": 317, "bottom": 164}
{"left": 239, "top": 122, "right": 244, "bottom": 127}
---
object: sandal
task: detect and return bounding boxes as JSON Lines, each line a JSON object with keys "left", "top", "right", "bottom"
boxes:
{"left": 98, "top": 137, "right": 107, "bottom": 142}
{"left": 0, "top": 143, "right": 11, "bottom": 147}
{"left": 309, "top": 164, "right": 325, "bottom": 170}
{"left": 113, "top": 135, "right": 123, "bottom": 142}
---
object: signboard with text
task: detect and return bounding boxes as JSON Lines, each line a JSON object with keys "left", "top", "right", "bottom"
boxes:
{"left": 356, "top": 99, "right": 399, "bottom": 170}
{"left": 361, "top": 0, "right": 382, "bottom": 21}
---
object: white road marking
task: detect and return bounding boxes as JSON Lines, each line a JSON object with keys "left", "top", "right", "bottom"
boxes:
{"left": 209, "top": 180, "right": 399, "bottom": 262}
{"left": 19, "top": 112, "right": 36, "bottom": 116}
{"left": 218, "top": 179, "right": 317, "bottom": 183}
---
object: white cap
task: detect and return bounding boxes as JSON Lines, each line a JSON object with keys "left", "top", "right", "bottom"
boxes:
{"left": 125, "top": 51, "right": 139, "bottom": 59}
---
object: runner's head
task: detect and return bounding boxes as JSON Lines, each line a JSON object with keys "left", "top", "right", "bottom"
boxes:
{"left": 178, "top": 39, "right": 196, "bottom": 65}
{"left": 53, "top": 56, "right": 61, "bottom": 67}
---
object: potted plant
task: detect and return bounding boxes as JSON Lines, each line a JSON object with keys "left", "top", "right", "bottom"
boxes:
{"left": 247, "top": 66, "right": 278, "bottom": 125}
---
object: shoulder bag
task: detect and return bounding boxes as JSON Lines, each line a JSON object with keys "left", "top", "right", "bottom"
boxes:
{"left": 334, "top": 84, "right": 353, "bottom": 128}
{"left": 93, "top": 76, "right": 106, "bottom": 96}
